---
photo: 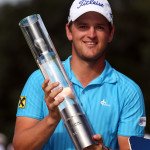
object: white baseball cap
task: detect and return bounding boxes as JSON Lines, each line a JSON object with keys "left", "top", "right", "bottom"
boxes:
{"left": 68, "top": 0, "right": 113, "bottom": 25}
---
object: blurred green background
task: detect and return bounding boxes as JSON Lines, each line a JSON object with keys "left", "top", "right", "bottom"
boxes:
{"left": 0, "top": 0, "right": 149, "bottom": 146}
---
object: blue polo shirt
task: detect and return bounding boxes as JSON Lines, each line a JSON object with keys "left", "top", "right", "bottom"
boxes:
{"left": 17, "top": 56, "right": 146, "bottom": 150}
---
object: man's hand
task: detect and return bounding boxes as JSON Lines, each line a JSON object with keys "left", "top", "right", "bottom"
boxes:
{"left": 83, "top": 134, "right": 103, "bottom": 150}
{"left": 42, "top": 79, "right": 64, "bottom": 122}
{"left": 84, "top": 134, "right": 110, "bottom": 150}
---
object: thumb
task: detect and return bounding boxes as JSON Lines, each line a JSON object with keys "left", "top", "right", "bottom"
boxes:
{"left": 93, "top": 134, "right": 103, "bottom": 145}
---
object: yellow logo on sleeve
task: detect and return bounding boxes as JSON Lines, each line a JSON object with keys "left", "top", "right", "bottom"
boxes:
{"left": 18, "top": 96, "right": 26, "bottom": 108}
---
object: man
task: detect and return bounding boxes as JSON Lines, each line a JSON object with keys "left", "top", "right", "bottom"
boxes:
{"left": 13, "top": 0, "right": 146, "bottom": 149}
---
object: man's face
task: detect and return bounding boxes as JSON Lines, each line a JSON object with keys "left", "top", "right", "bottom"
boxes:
{"left": 66, "top": 12, "right": 114, "bottom": 62}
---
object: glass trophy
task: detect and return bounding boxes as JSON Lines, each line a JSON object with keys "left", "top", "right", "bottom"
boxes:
{"left": 19, "top": 14, "right": 95, "bottom": 150}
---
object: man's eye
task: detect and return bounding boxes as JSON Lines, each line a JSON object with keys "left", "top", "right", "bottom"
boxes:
{"left": 78, "top": 25, "right": 88, "bottom": 30}
{"left": 96, "top": 26, "right": 105, "bottom": 30}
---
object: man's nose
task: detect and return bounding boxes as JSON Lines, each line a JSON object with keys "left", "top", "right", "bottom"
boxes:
{"left": 87, "top": 27, "right": 96, "bottom": 38}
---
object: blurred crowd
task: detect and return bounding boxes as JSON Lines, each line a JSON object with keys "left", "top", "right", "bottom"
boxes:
{"left": 0, "top": 133, "right": 14, "bottom": 150}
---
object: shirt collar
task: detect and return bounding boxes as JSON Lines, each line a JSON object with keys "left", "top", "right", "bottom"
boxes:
{"left": 63, "top": 56, "right": 117, "bottom": 87}
{"left": 63, "top": 56, "right": 82, "bottom": 86}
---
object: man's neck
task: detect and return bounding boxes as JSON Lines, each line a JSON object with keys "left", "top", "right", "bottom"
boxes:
{"left": 71, "top": 56, "right": 105, "bottom": 87}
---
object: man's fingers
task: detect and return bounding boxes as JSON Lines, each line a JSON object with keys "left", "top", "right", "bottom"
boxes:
{"left": 48, "top": 87, "right": 63, "bottom": 102}
{"left": 48, "top": 97, "right": 64, "bottom": 110}
{"left": 93, "top": 134, "right": 103, "bottom": 144}
{"left": 43, "top": 81, "right": 60, "bottom": 95}
{"left": 42, "top": 79, "right": 50, "bottom": 89}
{"left": 93, "top": 134, "right": 102, "bottom": 140}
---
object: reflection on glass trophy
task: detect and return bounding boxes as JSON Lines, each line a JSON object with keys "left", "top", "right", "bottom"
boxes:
{"left": 19, "top": 14, "right": 95, "bottom": 150}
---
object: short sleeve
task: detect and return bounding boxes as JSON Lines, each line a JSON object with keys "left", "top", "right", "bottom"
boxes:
{"left": 16, "top": 70, "right": 45, "bottom": 120}
{"left": 118, "top": 84, "right": 146, "bottom": 137}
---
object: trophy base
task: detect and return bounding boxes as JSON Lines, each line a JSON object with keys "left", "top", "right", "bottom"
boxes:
{"left": 61, "top": 104, "right": 95, "bottom": 150}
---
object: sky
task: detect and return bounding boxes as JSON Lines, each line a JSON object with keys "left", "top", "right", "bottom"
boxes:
{"left": 0, "top": 0, "right": 31, "bottom": 5}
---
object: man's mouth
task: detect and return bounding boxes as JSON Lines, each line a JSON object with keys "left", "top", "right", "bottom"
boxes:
{"left": 84, "top": 41, "right": 97, "bottom": 47}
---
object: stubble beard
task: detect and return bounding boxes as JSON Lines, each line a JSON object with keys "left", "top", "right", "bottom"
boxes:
{"left": 73, "top": 46, "right": 106, "bottom": 63}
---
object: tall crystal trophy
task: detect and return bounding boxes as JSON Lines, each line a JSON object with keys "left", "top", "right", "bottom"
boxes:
{"left": 19, "top": 14, "right": 95, "bottom": 150}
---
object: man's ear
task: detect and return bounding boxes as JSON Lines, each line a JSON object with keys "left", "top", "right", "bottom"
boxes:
{"left": 108, "top": 25, "right": 115, "bottom": 43}
{"left": 66, "top": 23, "right": 73, "bottom": 41}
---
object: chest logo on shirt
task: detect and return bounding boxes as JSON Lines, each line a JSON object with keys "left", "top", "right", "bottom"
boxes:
{"left": 100, "top": 99, "right": 110, "bottom": 107}
{"left": 18, "top": 96, "right": 26, "bottom": 108}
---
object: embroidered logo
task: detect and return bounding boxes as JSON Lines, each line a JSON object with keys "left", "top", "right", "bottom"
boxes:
{"left": 139, "top": 117, "right": 146, "bottom": 127}
{"left": 77, "top": 0, "right": 104, "bottom": 9}
{"left": 100, "top": 99, "right": 110, "bottom": 107}
{"left": 18, "top": 96, "right": 26, "bottom": 108}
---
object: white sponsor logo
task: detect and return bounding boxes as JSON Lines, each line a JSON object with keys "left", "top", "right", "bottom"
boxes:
{"left": 139, "top": 117, "right": 146, "bottom": 127}
{"left": 100, "top": 99, "right": 110, "bottom": 107}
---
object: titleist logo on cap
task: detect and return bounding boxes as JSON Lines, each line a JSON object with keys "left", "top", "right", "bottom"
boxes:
{"left": 77, "top": 0, "right": 104, "bottom": 9}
